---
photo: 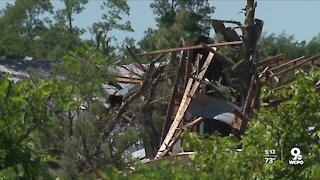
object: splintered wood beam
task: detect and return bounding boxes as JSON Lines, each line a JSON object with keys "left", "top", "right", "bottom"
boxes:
{"left": 258, "top": 66, "right": 269, "bottom": 79}
{"left": 271, "top": 54, "right": 320, "bottom": 78}
{"left": 156, "top": 117, "right": 204, "bottom": 158}
{"left": 269, "top": 56, "right": 305, "bottom": 72}
{"left": 156, "top": 48, "right": 216, "bottom": 159}
{"left": 115, "top": 76, "right": 142, "bottom": 84}
{"left": 160, "top": 50, "right": 187, "bottom": 145}
{"left": 136, "top": 41, "right": 241, "bottom": 56}
{"left": 257, "top": 54, "right": 283, "bottom": 68}
{"left": 268, "top": 70, "right": 280, "bottom": 85}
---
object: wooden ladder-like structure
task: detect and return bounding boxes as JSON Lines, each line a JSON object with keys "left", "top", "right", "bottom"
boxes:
{"left": 156, "top": 47, "right": 217, "bottom": 159}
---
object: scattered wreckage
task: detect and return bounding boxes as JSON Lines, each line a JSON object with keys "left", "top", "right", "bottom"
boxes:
{"left": 1, "top": 18, "right": 320, "bottom": 164}
{"left": 103, "top": 21, "right": 320, "bottom": 161}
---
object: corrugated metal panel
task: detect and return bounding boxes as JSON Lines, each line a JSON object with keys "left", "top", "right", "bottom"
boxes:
{"left": 187, "top": 94, "right": 240, "bottom": 119}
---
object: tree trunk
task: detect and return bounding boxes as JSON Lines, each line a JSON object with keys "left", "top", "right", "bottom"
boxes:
{"left": 140, "top": 107, "right": 160, "bottom": 159}
{"left": 65, "top": 0, "right": 73, "bottom": 32}
{"left": 239, "top": 0, "right": 263, "bottom": 106}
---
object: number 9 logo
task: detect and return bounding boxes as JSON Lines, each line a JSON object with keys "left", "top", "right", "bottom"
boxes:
{"left": 291, "top": 147, "right": 302, "bottom": 160}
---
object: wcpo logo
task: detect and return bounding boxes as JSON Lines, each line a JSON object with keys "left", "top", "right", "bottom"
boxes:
{"left": 288, "top": 147, "right": 304, "bottom": 165}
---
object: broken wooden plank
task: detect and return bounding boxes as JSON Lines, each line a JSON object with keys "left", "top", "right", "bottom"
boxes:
{"left": 268, "top": 70, "right": 280, "bottom": 85}
{"left": 257, "top": 54, "right": 283, "bottom": 68}
{"left": 271, "top": 54, "right": 320, "bottom": 78}
{"left": 115, "top": 76, "right": 142, "bottom": 84}
{"left": 156, "top": 48, "right": 216, "bottom": 158}
{"left": 160, "top": 50, "right": 187, "bottom": 145}
{"left": 156, "top": 117, "right": 204, "bottom": 158}
{"left": 136, "top": 41, "right": 241, "bottom": 56}
{"left": 269, "top": 56, "right": 304, "bottom": 72}
{"left": 258, "top": 66, "right": 269, "bottom": 79}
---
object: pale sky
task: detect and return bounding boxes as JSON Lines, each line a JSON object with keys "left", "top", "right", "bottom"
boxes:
{"left": 1, "top": 0, "right": 320, "bottom": 44}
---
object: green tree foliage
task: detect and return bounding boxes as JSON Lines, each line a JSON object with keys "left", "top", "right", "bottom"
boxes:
{"left": 259, "top": 32, "right": 306, "bottom": 59}
{"left": 139, "top": 0, "right": 215, "bottom": 51}
{"left": 0, "top": 77, "right": 74, "bottom": 179}
{"left": 45, "top": 0, "right": 89, "bottom": 60}
{"left": 259, "top": 32, "right": 320, "bottom": 60}
{"left": 0, "top": 0, "right": 53, "bottom": 58}
{"left": 306, "top": 33, "right": 320, "bottom": 57}
{"left": 48, "top": 46, "right": 139, "bottom": 178}
{"left": 55, "top": 0, "right": 88, "bottom": 32}
{"left": 91, "top": 0, "right": 133, "bottom": 57}
{"left": 0, "top": 46, "right": 140, "bottom": 179}
{"left": 0, "top": 0, "right": 89, "bottom": 60}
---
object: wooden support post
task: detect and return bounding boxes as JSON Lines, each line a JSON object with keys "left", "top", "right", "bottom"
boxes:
{"left": 160, "top": 50, "right": 187, "bottom": 145}
{"left": 156, "top": 48, "right": 216, "bottom": 159}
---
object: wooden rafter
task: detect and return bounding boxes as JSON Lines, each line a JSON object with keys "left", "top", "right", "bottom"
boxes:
{"left": 269, "top": 56, "right": 304, "bottom": 72}
{"left": 136, "top": 41, "right": 241, "bottom": 56}
{"left": 271, "top": 54, "right": 320, "bottom": 78}
{"left": 257, "top": 54, "right": 283, "bottom": 68}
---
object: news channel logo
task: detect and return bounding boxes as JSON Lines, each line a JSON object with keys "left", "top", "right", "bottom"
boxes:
{"left": 288, "top": 147, "right": 304, "bottom": 165}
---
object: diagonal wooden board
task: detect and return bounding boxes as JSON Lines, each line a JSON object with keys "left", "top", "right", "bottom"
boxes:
{"left": 155, "top": 47, "right": 217, "bottom": 158}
